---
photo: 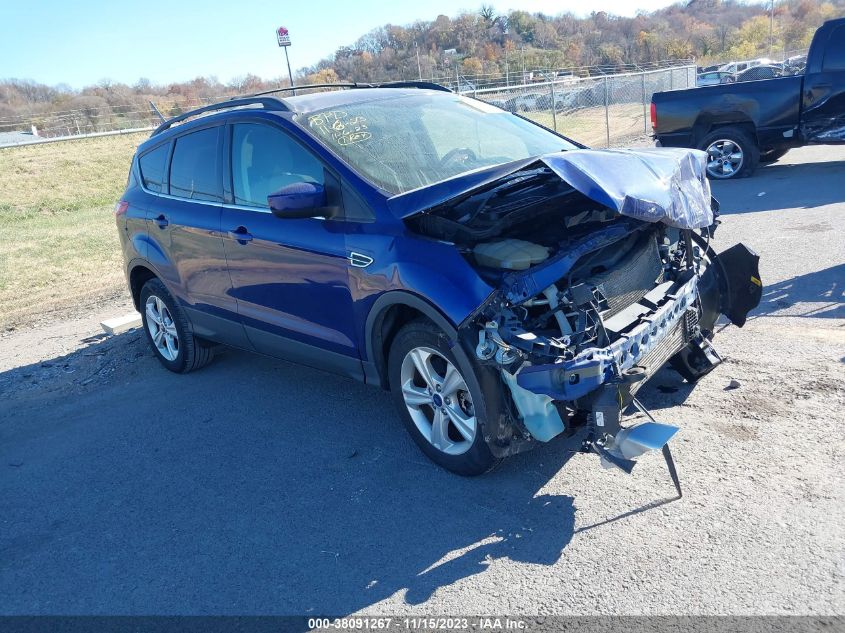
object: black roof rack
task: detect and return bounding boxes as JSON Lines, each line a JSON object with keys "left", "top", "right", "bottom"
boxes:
{"left": 234, "top": 80, "right": 451, "bottom": 100}
{"left": 373, "top": 80, "right": 451, "bottom": 92}
{"left": 232, "top": 83, "right": 361, "bottom": 99}
{"left": 151, "top": 96, "right": 289, "bottom": 136}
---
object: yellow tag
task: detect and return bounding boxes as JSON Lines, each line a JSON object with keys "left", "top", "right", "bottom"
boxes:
{"left": 750, "top": 276, "right": 762, "bottom": 287}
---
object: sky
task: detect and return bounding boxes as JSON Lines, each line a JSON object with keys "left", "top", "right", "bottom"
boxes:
{"left": 1, "top": 0, "right": 679, "bottom": 88}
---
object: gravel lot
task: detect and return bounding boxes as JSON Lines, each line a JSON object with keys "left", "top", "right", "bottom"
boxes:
{"left": 1, "top": 145, "right": 843, "bottom": 615}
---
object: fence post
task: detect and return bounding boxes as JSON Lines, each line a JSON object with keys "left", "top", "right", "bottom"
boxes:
{"left": 549, "top": 78, "right": 558, "bottom": 132}
{"left": 641, "top": 71, "right": 647, "bottom": 134}
{"left": 669, "top": 69, "right": 674, "bottom": 91}
{"left": 604, "top": 75, "right": 610, "bottom": 148}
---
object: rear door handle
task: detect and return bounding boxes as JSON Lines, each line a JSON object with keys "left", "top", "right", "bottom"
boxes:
{"left": 228, "top": 227, "right": 253, "bottom": 243}
{"left": 153, "top": 214, "right": 169, "bottom": 228}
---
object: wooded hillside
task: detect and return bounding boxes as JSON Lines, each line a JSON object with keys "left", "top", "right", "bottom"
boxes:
{"left": 1, "top": 0, "right": 842, "bottom": 130}
{"left": 300, "top": 0, "right": 843, "bottom": 83}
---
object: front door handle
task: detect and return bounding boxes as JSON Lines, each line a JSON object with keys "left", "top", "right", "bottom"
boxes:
{"left": 228, "top": 227, "right": 253, "bottom": 243}
{"left": 153, "top": 214, "right": 169, "bottom": 228}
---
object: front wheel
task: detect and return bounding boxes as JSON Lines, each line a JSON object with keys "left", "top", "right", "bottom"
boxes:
{"left": 698, "top": 127, "right": 759, "bottom": 179}
{"left": 388, "top": 320, "right": 499, "bottom": 476}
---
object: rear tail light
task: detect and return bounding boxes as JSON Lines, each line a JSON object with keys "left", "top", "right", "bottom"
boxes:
{"left": 114, "top": 200, "right": 129, "bottom": 216}
{"left": 650, "top": 102, "right": 657, "bottom": 131}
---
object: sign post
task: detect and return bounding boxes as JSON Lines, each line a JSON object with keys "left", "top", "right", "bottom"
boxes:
{"left": 277, "top": 26, "right": 295, "bottom": 95}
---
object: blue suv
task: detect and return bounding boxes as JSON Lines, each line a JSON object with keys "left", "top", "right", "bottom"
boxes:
{"left": 117, "top": 84, "right": 761, "bottom": 479}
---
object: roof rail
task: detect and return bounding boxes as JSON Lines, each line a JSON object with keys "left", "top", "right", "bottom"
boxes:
{"left": 151, "top": 96, "right": 288, "bottom": 136}
{"left": 234, "top": 80, "right": 452, "bottom": 100}
{"left": 371, "top": 80, "right": 451, "bottom": 92}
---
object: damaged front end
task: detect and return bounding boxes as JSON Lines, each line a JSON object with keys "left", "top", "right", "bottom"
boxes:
{"left": 406, "top": 148, "right": 762, "bottom": 488}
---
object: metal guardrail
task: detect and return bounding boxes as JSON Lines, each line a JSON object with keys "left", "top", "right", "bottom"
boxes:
{"left": 0, "top": 126, "right": 154, "bottom": 149}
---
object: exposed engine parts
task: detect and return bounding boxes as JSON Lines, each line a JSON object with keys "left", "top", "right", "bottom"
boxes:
{"left": 407, "top": 151, "right": 762, "bottom": 488}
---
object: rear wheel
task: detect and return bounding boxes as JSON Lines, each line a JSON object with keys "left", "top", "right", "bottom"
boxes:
{"left": 388, "top": 320, "right": 498, "bottom": 476}
{"left": 140, "top": 278, "right": 213, "bottom": 373}
{"left": 698, "top": 127, "right": 759, "bottom": 179}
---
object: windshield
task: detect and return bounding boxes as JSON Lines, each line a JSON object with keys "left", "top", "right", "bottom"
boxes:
{"left": 298, "top": 93, "right": 578, "bottom": 195}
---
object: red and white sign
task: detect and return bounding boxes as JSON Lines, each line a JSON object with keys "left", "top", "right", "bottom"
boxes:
{"left": 276, "top": 26, "right": 291, "bottom": 47}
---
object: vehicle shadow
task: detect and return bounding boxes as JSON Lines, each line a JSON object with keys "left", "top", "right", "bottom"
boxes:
{"left": 633, "top": 365, "right": 697, "bottom": 413}
{"left": 711, "top": 159, "right": 845, "bottom": 214}
{"left": 753, "top": 263, "right": 844, "bottom": 319}
{"left": 0, "top": 330, "right": 601, "bottom": 615}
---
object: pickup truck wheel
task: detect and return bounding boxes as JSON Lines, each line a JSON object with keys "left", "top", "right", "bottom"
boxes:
{"left": 388, "top": 320, "right": 499, "bottom": 476}
{"left": 140, "top": 278, "right": 214, "bottom": 374}
{"left": 699, "top": 127, "right": 759, "bottom": 179}
{"left": 760, "top": 148, "right": 789, "bottom": 164}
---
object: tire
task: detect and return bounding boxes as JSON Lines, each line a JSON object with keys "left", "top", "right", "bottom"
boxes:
{"left": 698, "top": 127, "right": 759, "bottom": 179}
{"left": 388, "top": 319, "right": 499, "bottom": 476}
{"left": 759, "top": 148, "right": 789, "bottom": 164}
{"left": 140, "top": 278, "right": 213, "bottom": 373}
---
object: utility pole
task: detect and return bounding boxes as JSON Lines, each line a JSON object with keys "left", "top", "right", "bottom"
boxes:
{"left": 769, "top": 0, "right": 774, "bottom": 58}
{"left": 521, "top": 44, "right": 525, "bottom": 82}
{"left": 415, "top": 41, "right": 422, "bottom": 80}
{"left": 505, "top": 49, "right": 509, "bottom": 87}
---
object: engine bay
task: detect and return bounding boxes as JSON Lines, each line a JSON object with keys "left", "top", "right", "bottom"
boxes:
{"left": 407, "top": 166, "right": 713, "bottom": 370}
{"left": 405, "top": 162, "right": 737, "bottom": 460}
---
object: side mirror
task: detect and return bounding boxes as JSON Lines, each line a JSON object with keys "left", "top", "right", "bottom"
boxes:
{"left": 267, "top": 182, "right": 327, "bottom": 219}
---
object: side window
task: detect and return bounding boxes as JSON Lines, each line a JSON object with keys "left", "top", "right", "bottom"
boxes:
{"left": 231, "top": 123, "right": 324, "bottom": 208}
{"left": 169, "top": 127, "right": 222, "bottom": 202}
{"left": 138, "top": 143, "right": 169, "bottom": 193}
{"left": 822, "top": 26, "right": 845, "bottom": 72}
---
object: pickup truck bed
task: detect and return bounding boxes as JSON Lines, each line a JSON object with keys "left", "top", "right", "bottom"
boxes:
{"left": 654, "top": 75, "right": 803, "bottom": 150}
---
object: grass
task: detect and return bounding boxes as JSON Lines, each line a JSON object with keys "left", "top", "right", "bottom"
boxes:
{"left": 525, "top": 103, "right": 648, "bottom": 147}
{"left": 0, "top": 132, "right": 148, "bottom": 328}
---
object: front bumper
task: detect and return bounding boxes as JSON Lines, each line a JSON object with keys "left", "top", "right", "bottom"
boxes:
{"left": 515, "top": 275, "right": 699, "bottom": 402}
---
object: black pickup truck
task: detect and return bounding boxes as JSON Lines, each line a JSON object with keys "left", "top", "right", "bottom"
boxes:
{"left": 652, "top": 17, "right": 845, "bottom": 179}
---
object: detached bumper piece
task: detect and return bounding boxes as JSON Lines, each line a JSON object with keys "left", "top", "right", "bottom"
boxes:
{"left": 714, "top": 243, "right": 762, "bottom": 328}
{"left": 585, "top": 393, "right": 683, "bottom": 498}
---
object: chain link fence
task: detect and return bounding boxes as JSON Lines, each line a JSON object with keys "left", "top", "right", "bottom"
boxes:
{"left": 0, "top": 64, "right": 695, "bottom": 148}
{"left": 429, "top": 58, "right": 695, "bottom": 92}
{"left": 467, "top": 65, "right": 696, "bottom": 147}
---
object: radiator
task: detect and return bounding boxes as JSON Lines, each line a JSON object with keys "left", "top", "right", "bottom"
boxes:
{"left": 588, "top": 236, "right": 663, "bottom": 318}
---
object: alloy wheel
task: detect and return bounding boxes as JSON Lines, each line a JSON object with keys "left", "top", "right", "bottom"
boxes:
{"left": 145, "top": 295, "right": 179, "bottom": 361}
{"left": 705, "top": 139, "right": 744, "bottom": 178}
{"left": 399, "top": 346, "right": 477, "bottom": 455}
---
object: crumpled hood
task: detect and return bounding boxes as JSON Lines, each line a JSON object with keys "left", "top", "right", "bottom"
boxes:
{"left": 389, "top": 147, "right": 714, "bottom": 230}
{"left": 540, "top": 147, "right": 714, "bottom": 229}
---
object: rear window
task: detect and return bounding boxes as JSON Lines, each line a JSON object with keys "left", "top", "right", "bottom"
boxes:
{"left": 138, "top": 143, "right": 169, "bottom": 193}
{"left": 169, "top": 127, "right": 222, "bottom": 202}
